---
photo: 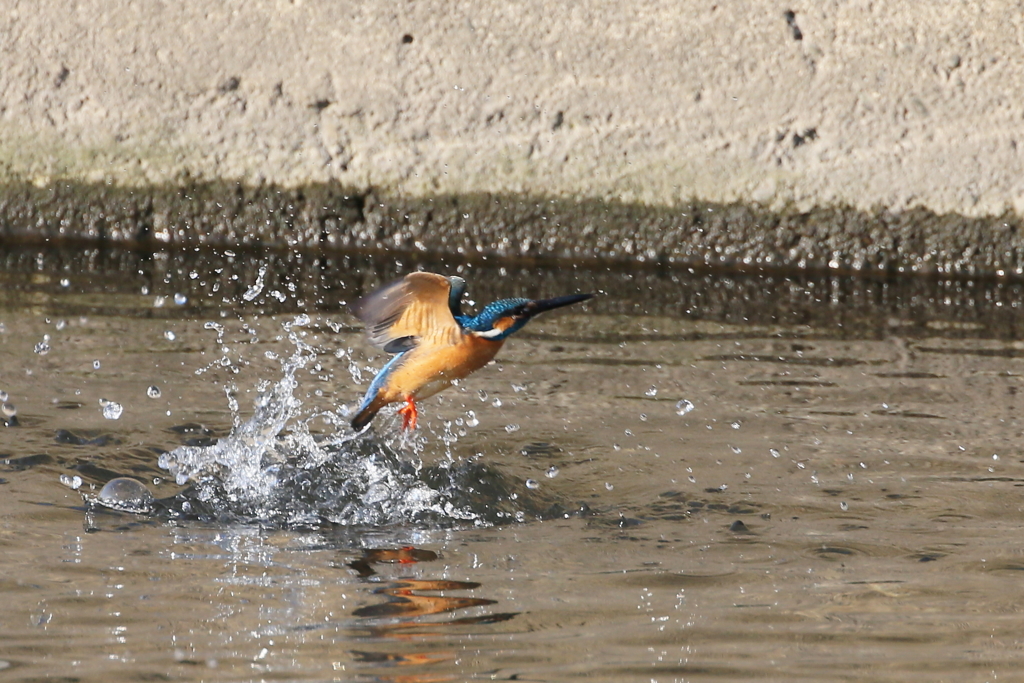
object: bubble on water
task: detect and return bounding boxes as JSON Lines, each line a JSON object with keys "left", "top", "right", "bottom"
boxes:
{"left": 639, "top": 413, "right": 648, "bottom": 421}
{"left": 840, "top": 501, "right": 849, "bottom": 511}
{"left": 34, "top": 336, "right": 51, "bottom": 355}
{"left": 97, "top": 477, "right": 154, "bottom": 513}
{"left": 675, "top": 399, "right": 695, "bottom": 415}
{"left": 505, "top": 423, "right": 520, "bottom": 433}
{"left": 477, "top": 390, "right": 488, "bottom": 401}
{"left": 769, "top": 448, "right": 781, "bottom": 458}
{"left": 92, "top": 360, "right": 101, "bottom": 370}
{"left": 645, "top": 385, "right": 658, "bottom": 397}
{"left": 99, "top": 399, "right": 123, "bottom": 420}
{"left": 173, "top": 293, "right": 188, "bottom": 305}
{"left": 147, "top": 385, "right": 162, "bottom": 399}
{"left": 525, "top": 478, "right": 540, "bottom": 490}
{"left": 465, "top": 410, "right": 479, "bottom": 427}
{"left": 545, "top": 466, "right": 559, "bottom": 479}
{"left": 60, "top": 278, "right": 71, "bottom": 288}
{"left": 60, "top": 474, "right": 82, "bottom": 490}
{"left": 164, "top": 330, "right": 176, "bottom": 341}
{"left": 0, "top": 390, "right": 8, "bottom": 402}
{"left": 604, "top": 482, "right": 614, "bottom": 490}
{"left": 1, "top": 402, "right": 16, "bottom": 418}
{"left": 492, "top": 398, "right": 502, "bottom": 408}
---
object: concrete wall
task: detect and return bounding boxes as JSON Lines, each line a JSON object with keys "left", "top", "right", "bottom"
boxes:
{"left": 3, "top": 0, "right": 1024, "bottom": 272}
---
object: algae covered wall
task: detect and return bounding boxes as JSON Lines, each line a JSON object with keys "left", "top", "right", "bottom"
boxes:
{"left": 3, "top": 0, "right": 1024, "bottom": 273}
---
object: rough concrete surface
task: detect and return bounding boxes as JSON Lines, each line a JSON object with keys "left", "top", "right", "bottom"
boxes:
{"left": 3, "top": 0, "right": 1024, "bottom": 273}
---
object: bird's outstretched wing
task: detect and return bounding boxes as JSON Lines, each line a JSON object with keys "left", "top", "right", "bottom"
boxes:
{"left": 351, "top": 272, "right": 463, "bottom": 353}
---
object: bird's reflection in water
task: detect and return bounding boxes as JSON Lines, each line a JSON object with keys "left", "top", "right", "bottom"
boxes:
{"left": 347, "top": 546, "right": 518, "bottom": 681}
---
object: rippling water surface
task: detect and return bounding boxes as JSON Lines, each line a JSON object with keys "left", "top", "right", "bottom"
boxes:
{"left": 4, "top": 246, "right": 1024, "bottom": 681}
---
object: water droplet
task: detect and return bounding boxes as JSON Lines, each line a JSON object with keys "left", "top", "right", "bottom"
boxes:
{"left": 465, "top": 410, "right": 479, "bottom": 427}
{"left": 98, "top": 477, "right": 154, "bottom": 513}
{"left": 0, "top": 390, "right": 8, "bottom": 402}
{"left": 1, "top": 402, "right": 16, "bottom": 418}
{"left": 639, "top": 413, "right": 648, "bottom": 421}
{"left": 92, "top": 360, "right": 101, "bottom": 370}
{"left": 730, "top": 445, "right": 742, "bottom": 454}
{"left": 687, "top": 475, "right": 696, "bottom": 483}
{"left": 164, "top": 330, "right": 176, "bottom": 341}
{"left": 731, "top": 421, "right": 741, "bottom": 429}
{"left": 624, "top": 429, "right": 633, "bottom": 436}
{"left": 545, "top": 466, "right": 559, "bottom": 479}
{"left": 153, "top": 296, "right": 166, "bottom": 307}
{"left": 55, "top": 319, "right": 66, "bottom": 330}
{"left": 492, "top": 398, "right": 502, "bottom": 408}
{"left": 604, "top": 482, "right": 614, "bottom": 490}
{"left": 147, "top": 385, "right": 162, "bottom": 399}
{"left": 847, "top": 472, "right": 854, "bottom": 481}
{"left": 512, "top": 383, "right": 526, "bottom": 393}
{"left": 99, "top": 399, "right": 123, "bottom": 420}
{"left": 993, "top": 454, "right": 1000, "bottom": 461}
{"left": 188, "top": 270, "right": 199, "bottom": 280}
{"left": 840, "top": 501, "right": 849, "bottom": 511}
{"left": 769, "top": 448, "right": 781, "bottom": 458}
{"left": 60, "top": 474, "right": 82, "bottom": 490}
{"left": 525, "top": 478, "right": 540, "bottom": 489}
{"left": 477, "top": 390, "right": 488, "bottom": 401}
{"left": 505, "top": 423, "right": 520, "bottom": 433}
{"left": 645, "top": 385, "right": 658, "bottom": 397}
{"left": 173, "top": 293, "right": 187, "bottom": 305}
{"left": 613, "top": 443, "right": 621, "bottom": 451}
{"left": 59, "top": 278, "right": 70, "bottom": 287}
{"left": 675, "top": 399, "right": 695, "bottom": 415}
{"left": 34, "top": 338, "right": 50, "bottom": 355}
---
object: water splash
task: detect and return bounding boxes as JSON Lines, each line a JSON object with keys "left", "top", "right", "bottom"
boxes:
{"left": 153, "top": 316, "right": 573, "bottom": 529}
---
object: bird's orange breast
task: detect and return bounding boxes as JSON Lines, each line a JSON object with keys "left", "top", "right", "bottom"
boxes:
{"left": 378, "top": 334, "right": 504, "bottom": 402}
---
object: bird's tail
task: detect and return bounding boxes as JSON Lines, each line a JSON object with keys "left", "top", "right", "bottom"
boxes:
{"left": 351, "top": 394, "right": 387, "bottom": 431}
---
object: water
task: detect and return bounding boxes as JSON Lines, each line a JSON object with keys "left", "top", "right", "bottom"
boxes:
{"left": 4, "top": 246, "right": 1024, "bottom": 680}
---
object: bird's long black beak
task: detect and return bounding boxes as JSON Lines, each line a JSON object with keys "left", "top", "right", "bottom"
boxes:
{"left": 522, "top": 293, "right": 594, "bottom": 317}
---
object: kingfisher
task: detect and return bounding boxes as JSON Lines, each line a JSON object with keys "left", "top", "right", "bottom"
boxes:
{"left": 349, "top": 272, "right": 593, "bottom": 431}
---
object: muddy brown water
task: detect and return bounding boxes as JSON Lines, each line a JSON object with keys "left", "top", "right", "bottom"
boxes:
{"left": 3, "top": 246, "right": 1024, "bottom": 681}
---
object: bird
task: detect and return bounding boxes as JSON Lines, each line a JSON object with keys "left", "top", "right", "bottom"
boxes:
{"left": 349, "top": 271, "right": 593, "bottom": 431}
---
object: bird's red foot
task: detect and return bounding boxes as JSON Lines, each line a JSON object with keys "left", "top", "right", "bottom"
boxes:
{"left": 398, "top": 396, "right": 418, "bottom": 431}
